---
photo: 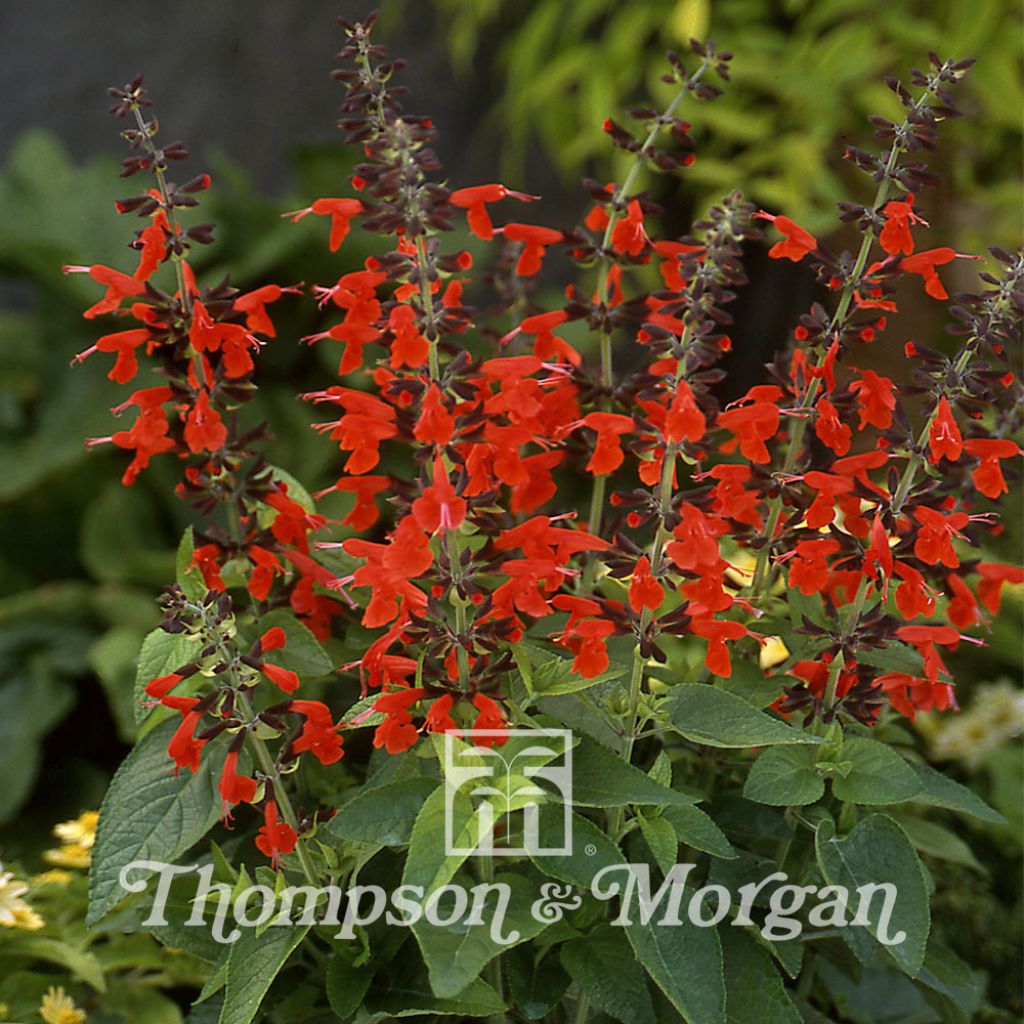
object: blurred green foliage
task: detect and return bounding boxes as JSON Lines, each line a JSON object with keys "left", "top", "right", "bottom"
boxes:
{"left": 431, "top": 0, "right": 1022, "bottom": 249}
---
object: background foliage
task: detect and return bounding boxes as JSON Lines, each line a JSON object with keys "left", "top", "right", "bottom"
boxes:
{"left": 0, "top": 1, "right": 1020, "bottom": 1020}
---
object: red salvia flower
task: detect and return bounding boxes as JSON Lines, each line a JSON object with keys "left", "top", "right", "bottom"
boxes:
{"left": 629, "top": 555, "right": 665, "bottom": 612}
{"left": 879, "top": 194, "right": 926, "bottom": 256}
{"left": 753, "top": 212, "right": 816, "bottom": 261}
{"left": 449, "top": 183, "right": 537, "bottom": 240}
{"left": 62, "top": 263, "right": 146, "bottom": 318}
{"left": 183, "top": 389, "right": 228, "bottom": 454}
{"left": 849, "top": 369, "right": 896, "bottom": 430}
{"left": 496, "top": 223, "right": 563, "bottom": 276}
{"left": 963, "top": 438, "right": 1020, "bottom": 498}
{"left": 285, "top": 197, "right": 363, "bottom": 251}
{"left": 928, "top": 396, "right": 962, "bottom": 463}
{"left": 255, "top": 800, "right": 298, "bottom": 868}
{"left": 219, "top": 750, "right": 258, "bottom": 816}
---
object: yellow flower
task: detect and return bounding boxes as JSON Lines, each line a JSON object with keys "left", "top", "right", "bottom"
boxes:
{"left": 39, "top": 986, "right": 86, "bottom": 1024}
{"left": 31, "top": 869, "right": 73, "bottom": 888}
{"left": 43, "top": 812, "right": 98, "bottom": 871}
{"left": 758, "top": 636, "right": 791, "bottom": 671}
{"left": 0, "top": 864, "right": 44, "bottom": 931}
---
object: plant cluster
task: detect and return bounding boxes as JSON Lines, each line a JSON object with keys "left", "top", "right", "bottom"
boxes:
{"left": 22, "top": 11, "right": 1022, "bottom": 1024}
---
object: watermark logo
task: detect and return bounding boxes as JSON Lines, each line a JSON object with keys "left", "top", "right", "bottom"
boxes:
{"left": 443, "top": 729, "right": 573, "bottom": 857}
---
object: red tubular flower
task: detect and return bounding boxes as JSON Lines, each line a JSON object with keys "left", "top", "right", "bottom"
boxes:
{"left": 945, "top": 574, "right": 980, "bottom": 630}
{"left": 802, "top": 471, "right": 854, "bottom": 529}
{"left": 424, "top": 694, "right": 457, "bottom": 734}
{"left": 629, "top": 556, "right": 665, "bottom": 612}
{"left": 219, "top": 750, "right": 258, "bottom": 814}
{"left": 928, "top": 396, "right": 962, "bottom": 463}
{"left": 849, "top": 369, "right": 896, "bottom": 430}
{"left": 665, "top": 380, "right": 706, "bottom": 443}
{"left": 144, "top": 672, "right": 184, "bottom": 703}
{"left": 235, "top": 284, "right": 300, "bottom": 337}
{"left": 167, "top": 701, "right": 206, "bottom": 774}
{"left": 667, "top": 504, "right": 728, "bottom": 572}
{"left": 813, "top": 397, "right": 852, "bottom": 456}
{"left": 471, "top": 694, "right": 508, "bottom": 745}
{"left": 610, "top": 200, "right": 649, "bottom": 255}
{"left": 449, "top": 184, "right": 537, "bottom": 240}
{"left": 74, "top": 328, "right": 151, "bottom": 384}
{"left": 183, "top": 390, "right": 228, "bottom": 454}
{"left": 290, "top": 700, "right": 344, "bottom": 764}
{"left": 717, "top": 386, "right": 782, "bottom": 463}
{"left": 912, "top": 507, "right": 969, "bottom": 568}
{"left": 879, "top": 194, "right": 925, "bottom": 256}
{"left": 411, "top": 456, "right": 466, "bottom": 534}
{"left": 753, "top": 212, "right": 817, "bottom": 261}
{"left": 414, "top": 384, "right": 456, "bottom": 446}
{"left": 262, "top": 663, "right": 300, "bottom": 694}
{"left": 62, "top": 263, "right": 145, "bottom": 318}
{"left": 976, "top": 563, "right": 1024, "bottom": 615}
{"left": 497, "top": 223, "right": 562, "bottom": 277}
{"left": 900, "top": 247, "right": 957, "bottom": 300}
{"left": 877, "top": 673, "right": 955, "bottom": 719}
{"left": 579, "top": 412, "right": 634, "bottom": 475}
{"left": 191, "top": 543, "right": 226, "bottom": 592}
{"left": 894, "top": 562, "right": 936, "bottom": 620}
{"left": 387, "top": 303, "right": 430, "bottom": 369}
{"left": 260, "top": 626, "right": 288, "bottom": 652}
{"left": 255, "top": 800, "right": 298, "bottom": 868}
{"left": 248, "top": 546, "right": 284, "bottom": 602}
{"left": 788, "top": 538, "right": 841, "bottom": 595}
{"left": 285, "top": 197, "right": 363, "bottom": 251}
{"left": 689, "top": 616, "right": 748, "bottom": 677}
{"left": 372, "top": 687, "right": 427, "bottom": 754}
{"left": 895, "top": 624, "right": 962, "bottom": 682}
{"left": 326, "top": 475, "right": 390, "bottom": 531}
{"left": 963, "top": 438, "right": 1020, "bottom": 498}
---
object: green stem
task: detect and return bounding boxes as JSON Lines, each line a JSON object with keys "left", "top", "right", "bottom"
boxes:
{"left": 582, "top": 61, "right": 710, "bottom": 564}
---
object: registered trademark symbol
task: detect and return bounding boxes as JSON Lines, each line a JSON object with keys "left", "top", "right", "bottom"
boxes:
{"left": 584, "top": 843, "right": 597, "bottom": 856}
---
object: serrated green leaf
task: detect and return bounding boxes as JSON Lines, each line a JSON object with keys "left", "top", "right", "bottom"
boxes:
{"left": 326, "top": 953, "right": 373, "bottom": 1019}
{"left": 176, "top": 527, "right": 207, "bottom": 601}
{"left": 909, "top": 760, "right": 1005, "bottom": 824}
{"left": 562, "top": 924, "right": 656, "bottom": 1024}
{"left": 88, "top": 720, "right": 220, "bottom": 925}
{"left": 721, "top": 929, "right": 801, "bottom": 1024}
{"left": 639, "top": 814, "right": 680, "bottom": 876}
{"left": 627, "top": 914, "right": 725, "bottom": 1024}
{"left": 323, "top": 776, "right": 438, "bottom": 846}
{"left": 219, "top": 923, "right": 310, "bottom": 1024}
{"left": 814, "top": 815, "right": 930, "bottom": 977}
{"left": 572, "top": 736, "right": 698, "bottom": 807}
{"left": 133, "top": 627, "right": 202, "bottom": 724}
{"left": 670, "top": 685, "right": 823, "bottom": 749}
{"left": 530, "top": 803, "right": 625, "bottom": 888}
{"left": 413, "top": 870, "right": 549, "bottom": 998}
{"left": 661, "top": 805, "right": 737, "bottom": 860}
{"left": 744, "top": 746, "right": 825, "bottom": 807}
{"left": 364, "top": 961, "right": 506, "bottom": 1017}
{"left": 830, "top": 738, "right": 921, "bottom": 806}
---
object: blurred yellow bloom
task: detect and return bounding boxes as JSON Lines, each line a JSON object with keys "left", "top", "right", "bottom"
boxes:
{"left": 0, "top": 865, "right": 44, "bottom": 931}
{"left": 922, "top": 681, "right": 1024, "bottom": 771}
{"left": 31, "top": 869, "right": 73, "bottom": 887}
{"left": 43, "top": 811, "right": 98, "bottom": 870}
{"left": 39, "top": 986, "right": 86, "bottom": 1024}
{"left": 759, "top": 636, "right": 791, "bottom": 670}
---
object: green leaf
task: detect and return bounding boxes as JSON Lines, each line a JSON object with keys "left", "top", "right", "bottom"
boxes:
{"left": 744, "top": 747, "right": 824, "bottom": 807}
{"left": 220, "top": 924, "right": 310, "bottom": 1024}
{"left": 720, "top": 929, "right": 801, "bottom": 1024}
{"left": 402, "top": 786, "right": 483, "bottom": 896}
{"left": 254, "top": 609, "right": 333, "bottom": 677}
{"left": 669, "top": 686, "right": 822, "bottom": 749}
{"left": 323, "top": 776, "right": 438, "bottom": 846}
{"left": 4, "top": 936, "right": 105, "bottom": 992}
{"left": 176, "top": 527, "right": 207, "bottom": 601}
{"left": 639, "top": 814, "right": 680, "bottom": 876}
{"left": 530, "top": 803, "right": 625, "bottom": 888}
{"left": 571, "top": 736, "right": 698, "bottom": 807}
{"left": 325, "top": 953, "right": 373, "bottom": 1020}
{"left": 87, "top": 719, "right": 220, "bottom": 925}
{"left": 814, "top": 814, "right": 930, "bottom": 977}
{"left": 102, "top": 987, "right": 183, "bottom": 1024}
{"left": 561, "top": 925, "right": 656, "bottom": 1024}
{"left": 830, "top": 738, "right": 922, "bottom": 806}
{"left": 909, "top": 760, "right": 1005, "bottom": 824}
{"left": 133, "top": 627, "right": 202, "bottom": 724}
{"left": 505, "top": 945, "right": 571, "bottom": 1020}
{"left": 915, "top": 942, "right": 985, "bottom": 1024}
{"left": 661, "top": 805, "right": 737, "bottom": 860}
{"left": 895, "top": 816, "right": 983, "bottom": 870}
{"left": 364, "top": 961, "right": 506, "bottom": 1018}
{"left": 626, "top": 915, "right": 725, "bottom": 1024}
{"left": 413, "top": 870, "right": 550, "bottom": 998}
{"left": 529, "top": 651, "right": 626, "bottom": 696}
